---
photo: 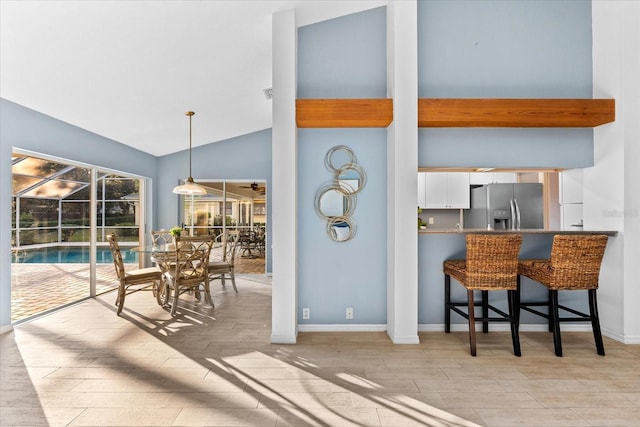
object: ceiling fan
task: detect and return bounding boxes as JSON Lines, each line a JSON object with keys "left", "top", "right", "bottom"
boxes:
{"left": 240, "top": 182, "right": 266, "bottom": 195}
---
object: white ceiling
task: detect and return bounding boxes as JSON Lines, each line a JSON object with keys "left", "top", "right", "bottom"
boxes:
{"left": 1, "top": 0, "right": 385, "bottom": 157}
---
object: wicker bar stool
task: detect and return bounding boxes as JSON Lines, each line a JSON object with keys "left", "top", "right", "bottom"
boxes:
{"left": 518, "top": 234, "right": 608, "bottom": 357}
{"left": 444, "top": 234, "right": 523, "bottom": 357}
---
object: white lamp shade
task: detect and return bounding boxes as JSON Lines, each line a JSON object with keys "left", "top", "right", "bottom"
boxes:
{"left": 173, "top": 177, "right": 208, "bottom": 195}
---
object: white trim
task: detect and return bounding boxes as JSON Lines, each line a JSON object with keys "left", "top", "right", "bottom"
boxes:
{"left": 269, "top": 333, "right": 297, "bottom": 344}
{"left": 389, "top": 333, "right": 421, "bottom": 344}
{"left": 420, "top": 323, "right": 600, "bottom": 333}
{"left": 602, "top": 327, "right": 640, "bottom": 344}
{"left": 298, "top": 324, "right": 387, "bottom": 333}
{"left": 0, "top": 324, "right": 13, "bottom": 335}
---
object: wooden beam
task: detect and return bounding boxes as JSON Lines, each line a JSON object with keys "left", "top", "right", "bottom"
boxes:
{"left": 296, "top": 99, "right": 393, "bottom": 128}
{"left": 418, "top": 98, "right": 615, "bottom": 128}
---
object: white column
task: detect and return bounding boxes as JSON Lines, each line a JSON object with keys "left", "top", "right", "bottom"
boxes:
{"left": 386, "top": 0, "right": 419, "bottom": 344}
{"left": 271, "top": 9, "right": 298, "bottom": 344}
{"left": 590, "top": 1, "right": 640, "bottom": 343}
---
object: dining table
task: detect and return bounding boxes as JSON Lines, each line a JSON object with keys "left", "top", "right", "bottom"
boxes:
{"left": 130, "top": 239, "right": 223, "bottom": 306}
{"left": 130, "top": 243, "right": 177, "bottom": 305}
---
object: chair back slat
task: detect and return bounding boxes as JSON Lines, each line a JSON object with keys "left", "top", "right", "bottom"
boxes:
{"left": 225, "top": 230, "right": 239, "bottom": 265}
{"left": 174, "top": 235, "right": 214, "bottom": 286}
{"left": 151, "top": 230, "right": 173, "bottom": 247}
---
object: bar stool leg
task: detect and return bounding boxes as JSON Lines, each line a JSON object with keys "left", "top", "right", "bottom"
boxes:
{"left": 550, "top": 290, "right": 563, "bottom": 357}
{"left": 508, "top": 289, "right": 521, "bottom": 357}
{"left": 547, "top": 289, "right": 554, "bottom": 332}
{"left": 444, "top": 275, "right": 451, "bottom": 333}
{"left": 482, "top": 290, "right": 489, "bottom": 333}
{"left": 515, "top": 276, "right": 521, "bottom": 333}
{"left": 467, "top": 290, "right": 477, "bottom": 357}
{"left": 589, "top": 289, "right": 606, "bottom": 356}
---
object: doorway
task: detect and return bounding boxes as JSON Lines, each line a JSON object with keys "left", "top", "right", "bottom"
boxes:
{"left": 178, "top": 180, "right": 267, "bottom": 275}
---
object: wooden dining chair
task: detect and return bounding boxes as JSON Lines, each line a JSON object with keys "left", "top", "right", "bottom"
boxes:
{"left": 163, "top": 235, "right": 214, "bottom": 316}
{"left": 107, "top": 233, "right": 162, "bottom": 316}
{"left": 208, "top": 230, "right": 239, "bottom": 292}
{"left": 444, "top": 234, "right": 523, "bottom": 356}
{"left": 518, "top": 234, "right": 609, "bottom": 356}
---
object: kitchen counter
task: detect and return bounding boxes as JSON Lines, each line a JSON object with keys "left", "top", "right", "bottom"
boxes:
{"left": 419, "top": 228, "right": 618, "bottom": 236}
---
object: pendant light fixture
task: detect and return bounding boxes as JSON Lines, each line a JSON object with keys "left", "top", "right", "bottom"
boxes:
{"left": 173, "top": 111, "right": 207, "bottom": 195}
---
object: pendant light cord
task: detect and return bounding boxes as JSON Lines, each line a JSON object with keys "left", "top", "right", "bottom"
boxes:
{"left": 186, "top": 111, "right": 195, "bottom": 180}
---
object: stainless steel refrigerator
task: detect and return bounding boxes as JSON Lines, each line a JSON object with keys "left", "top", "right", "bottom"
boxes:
{"left": 463, "top": 183, "right": 544, "bottom": 230}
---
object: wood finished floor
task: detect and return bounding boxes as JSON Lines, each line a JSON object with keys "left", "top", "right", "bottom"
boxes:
{"left": 1, "top": 275, "right": 640, "bottom": 427}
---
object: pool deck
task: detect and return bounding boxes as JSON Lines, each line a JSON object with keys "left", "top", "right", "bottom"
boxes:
{"left": 11, "top": 263, "right": 123, "bottom": 322}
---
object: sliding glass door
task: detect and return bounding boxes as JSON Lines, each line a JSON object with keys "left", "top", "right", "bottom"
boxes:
{"left": 11, "top": 152, "right": 145, "bottom": 322}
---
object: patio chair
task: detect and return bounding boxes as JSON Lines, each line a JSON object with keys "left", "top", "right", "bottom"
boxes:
{"left": 107, "top": 233, "right": 162, "bottom": 316}
{"left": 164, "top": 235, "right": 214, "bottom": 316}
{"left": 208, "top": 230, "right": 239, "bottom": 292}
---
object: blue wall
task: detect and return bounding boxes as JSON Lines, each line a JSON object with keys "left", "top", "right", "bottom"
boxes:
{"left": 417, "top": 0, "right": 594, "bottom": 168}
{"left": 298, "top": 7, "right": 387, "bottom": 99}
{"left": 297, "top": 7, "right": 388, "bottom": 325}
{"left": 0, "top": 98, "right": 159, "bottom": 328}
{"left": 298, "top": 129, "right": 387, "bottom": 324}
{"left": 0, "top": 99, "right": 157, "bottom": 177}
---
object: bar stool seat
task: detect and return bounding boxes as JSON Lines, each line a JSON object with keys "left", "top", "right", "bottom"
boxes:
{"left": 518, "top": 234, "right": 608, "bottom": 357}
{"left": 444, "top": 234, "right": 523, "bottom": 357}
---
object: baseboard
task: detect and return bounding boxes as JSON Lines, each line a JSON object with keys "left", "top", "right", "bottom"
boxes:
{"left": 298, "top": 324, "right": 387, "bottom": 333}
{"left": 418, "top": 323, "right": 594, "bottom": 333}
{"left": 387, "top": 332, "right": 421, "bottom": 344}
{"left": 0, "top": 324, "right": 13, "bottom": 335}
{"left": 270, "top": 333, "right": 297, "bottom": 344}
{"left": 601, "top": 327, "right": 640, "bottom": 344}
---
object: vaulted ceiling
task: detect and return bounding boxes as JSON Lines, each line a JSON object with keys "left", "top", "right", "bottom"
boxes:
{"left": 1, "top": 0, "right": 385, "bottom": 157}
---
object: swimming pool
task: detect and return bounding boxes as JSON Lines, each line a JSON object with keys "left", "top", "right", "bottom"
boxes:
{"left": 11, "top": 247, "right": 138, "bottom": 264}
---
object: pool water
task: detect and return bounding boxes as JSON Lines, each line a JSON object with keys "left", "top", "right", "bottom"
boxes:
{"left": 12, "top": 247, "right": 138, "bottom": 264}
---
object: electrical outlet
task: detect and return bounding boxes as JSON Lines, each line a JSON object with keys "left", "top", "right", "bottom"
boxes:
{"left": 302, "top": 308, "right": 310, "bottom": 320}
{"left": 428, "top": 217, "right": 434, "bottom": 225}
{"left": 346, "top": 307, "right": 353, "bottom": 320}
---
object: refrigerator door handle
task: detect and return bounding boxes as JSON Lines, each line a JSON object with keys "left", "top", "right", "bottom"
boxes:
{"left": 514, "top": 199, "right": 522, "bottom": 230}
{"left": 509, "top": 199, "right": 516, "bottom": 230}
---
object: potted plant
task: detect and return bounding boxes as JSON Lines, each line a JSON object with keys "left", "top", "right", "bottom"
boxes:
{"left": 418, "top": 207, "right": 427, "bottom": 230}
{"left": 169, "top": 226, "right": 182, "bottom": 238}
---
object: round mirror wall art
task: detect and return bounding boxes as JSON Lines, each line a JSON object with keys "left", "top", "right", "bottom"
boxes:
{"left": 314, "top": 145, "right": 366, "bottom": 242}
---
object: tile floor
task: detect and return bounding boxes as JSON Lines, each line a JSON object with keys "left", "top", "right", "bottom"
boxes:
{"left": 1, "top": 275, "right": 640, "bottom": 426}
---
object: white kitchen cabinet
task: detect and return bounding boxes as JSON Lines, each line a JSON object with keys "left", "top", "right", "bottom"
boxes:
{"left": 421, "top": 172, "right": 470, "bottom": 209}
{"left": 493, "top": 172, "right": 517, "bottom": 183}
{"left": 417, "top": 172, "right": 426, "bottom": 208}
{"left": 469, "top": 172, "right": 517, "bottom": 185}
{"left": 561, "top": 203, "right": 583, "bottom": 230}
{"left": 559, "top": 169, "right": 583, "bottom": 204}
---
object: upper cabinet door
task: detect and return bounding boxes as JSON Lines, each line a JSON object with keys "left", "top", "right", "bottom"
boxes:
{"left": 417, "top": 172, "right": 427, "bottom": 208}
{"left": 493, "top": 172, "right": 517, "bottom": 183}
{"left": 469, "top": 172, "right": 517, "bottom": 184}
{"left": 424, "top": 173, "right": 448, "bottom": 208}
{"left": 559, "top": 169, "right": 583, "bottom": 204}
{"left": 446, "top": 173, "right": 470, "bottom": 209}
{"left": 469, "top": 172, "right": 493, "bottom": 185}
{"left": 422, "top": 172, "right": 470, "bottom": 209}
